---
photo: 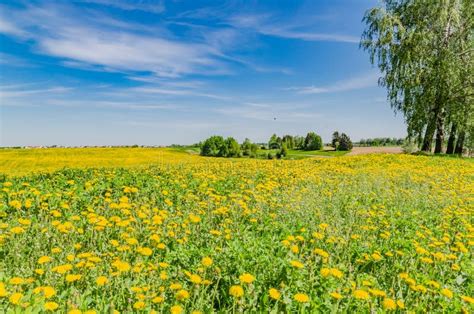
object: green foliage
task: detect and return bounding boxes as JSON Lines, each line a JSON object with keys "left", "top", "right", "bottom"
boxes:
{"left": 282, "top": 135, "right": 295, "bottom": 149}
{"left": 241, "top": 138, "right": 253, "bottom": 156}
{"left": 241, "top": 138, "right": 259, "bottom": 158}
{"left": 200, "top": 136, "right": 241, "bottom": 157}
{"left": 224, "top": 137, "right": 241, "bottom": 157}
{"left": 276, "top": 143, "right": 288, "bottom": 159}
{"left": 293, "top": 136, "right": 305, "bottom": 149}
{"left": 361, "top": 0, "right": 473, "bottom": 152}
{"left": 304, "top": 132, "right": 322, "bottom": 151}
{"left": 268, "top": 134, "right": 281, "bottom": 149}
{"left": 331, "top": 131, "right": 340, "bottom": 149}
{"left": 200, "top": 136, "right": 225, "bottom": 157}
{"left": 337, "top": 133, "right": 353, "bottom": 151}
{"left": 358, "top": 137, "right": 405, "bottom": 147}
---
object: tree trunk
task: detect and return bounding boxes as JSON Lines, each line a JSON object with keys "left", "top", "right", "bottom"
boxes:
{"left": 434, "top": 112, "right": 445, "bottom": 154}
{"left": 421, "top": 117, "right": 436, "bottom": 152}
{"left": 446, "top": 124, "right": 457, "bottom": 154}
{"left": 454, "top": 131, "right": 465, "bottom": 154}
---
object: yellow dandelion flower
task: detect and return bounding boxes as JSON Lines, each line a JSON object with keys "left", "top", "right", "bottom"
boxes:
{"left": 239, "top": 273, "right": 255, "bottom": 284}
{"left": 201, "top": 257, "right": 213, "bottom": 267}
{"left": 441, "top": 288, "right": 453, "bottom": 299}
{"left": 353, "top": 290, "right": 370, "bottom": 300}
{"left": 96, "top": 276, "right": 108, "bottom": 286}
{"left": 269, "top": 288, "right": 281, "bottom": 300}
{"left": 189, "top": 274, "right": 202, "bottom": 284}
{"left": 133, "top": 301, "right": 146, "bottom": 309}
{"left": 175, "top": 289, "right": 190, "bottom": 301}
{"left": 290, "top": 260, "right": 304, "bottom": 269}
{"left": 44, "top": 302, "right": 59, "bottom": 311}
{"left": 330, "top": 292, "right": 343, "bottom": 299}
{"left": 9, "top": 277, "right": 24, "bottom": 285}
{"left": 170, "top": 305, "right": 183, "bottom": 314}
{"left": 9, "top": 292, "right": 23, "bottom": 305}
{"left": 229, "top": 285, "right": 244, "bottom": 298}
{"left": 294, "top": 293, "right": 310, "bottom": 303}
{"left": 43, "top": 286, "right": 57, "bottom": 298}
{"left": 170, "top": 283, "right": 182, "bottom": 290}
{"left": 65, "top": 274, "right": 82, "bottom": 282}
{"left": 0, "top": 282, "right": 7, "bottom": 297}
{"left": 382, "top": 298, "right": 397, "bottom": 310}
{"left": 38, "top": 256, "right": 52, "bottom": 264}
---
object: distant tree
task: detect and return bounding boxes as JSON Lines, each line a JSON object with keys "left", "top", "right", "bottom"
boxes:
{"left": 278, "top": 143, "right": 288, "bottom": 158}
{"left": 359, "top": 139, "right": 366, "bottom": 146}
{"left": 331, "top": 131, "right": 340, "bottom": 149}
{"left": 249, "top": 143, "right": 259, "bottom": 158}
{"left": 304, "top": 132, "right": 322, "bottom": 151}
{"left": 241, "top": 138, "right": 252, "bottom": 156}
{"left": 282, "top": 135, "right": 294, "bottom": 149}
{"left": 200, "top": 136, "right": 225, "bottom": 156}
{"left": 293, "top": 136, "right": 305, "bottom": 149}
{"left": 268, "top": 134, "right": 280, "bottom": 149}
{"left": 338, "top": 133, "right": 353, "bottom": 151}
{"left": 224, "top": 137, "right": 241, "bottom": 157}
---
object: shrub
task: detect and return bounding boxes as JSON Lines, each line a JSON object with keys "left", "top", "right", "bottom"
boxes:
{"left": 338, "top": 133, "right": 353, "bottom": 151}
{"left": 200, "top": 136, "right": 240, "bottom": 157}
{"left": 200, "top": 136, "right": 225, "bottom": 157}
{"left": 304, "top": 132, "right": 322, "bottom": 151}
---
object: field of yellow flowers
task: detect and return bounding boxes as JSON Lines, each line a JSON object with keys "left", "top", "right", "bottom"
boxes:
{"left": 0, "top": 149, "right": 473, "bottom": 313}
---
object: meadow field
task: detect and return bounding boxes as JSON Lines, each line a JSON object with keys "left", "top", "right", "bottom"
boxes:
{"left": 0, "top": 148, "right": 473, "bottom": 313}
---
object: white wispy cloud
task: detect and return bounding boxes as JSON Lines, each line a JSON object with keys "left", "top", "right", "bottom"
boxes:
{"left": 0, "top": 16, "right": 27, "bottom": 37}
{"left": 0, "top": 3, "right": 232, "bottom": 78}
{"left": 226, "top": 13, "right": 359, "bottom": 43}
{"left": 130, "top": 87, "right": 231, "bottom": 100}
{"left": 287, "top": 72, "right": 380, "bottom": 94}
{"left": 76, "top": 0, "right": 165, "bottom": 14}
{"left": 0, "top": 86, "right": 72, "bottom": 99}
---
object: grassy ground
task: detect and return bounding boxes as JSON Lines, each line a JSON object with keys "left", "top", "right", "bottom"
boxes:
{"left": 0, "top": 152, "right": 472, "bottom": 313}
{"left": 0, "top": 147, "right": 197, "bottom": 176}
{"left": 167, "top": 147, "right": 348, "bottom": 160}
{"left": 285, "top": 149, "right": 349, "bottom": 159}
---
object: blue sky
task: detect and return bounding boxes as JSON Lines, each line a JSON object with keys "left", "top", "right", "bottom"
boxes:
{"left": 0, "top": 0, "right": 406, "bottom": 146}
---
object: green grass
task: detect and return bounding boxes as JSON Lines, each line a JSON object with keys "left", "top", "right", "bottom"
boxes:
{"left": 1, "top": 154, "right": 472, "bottom": 312}
{"left": 257, "top": 149, "right": 348, "bottom": 159}
{"left": 170, "top": 146, "right": 348, "bottom": 160}
{"left": 286, "top": 149, "right": 349, "bottom": 158}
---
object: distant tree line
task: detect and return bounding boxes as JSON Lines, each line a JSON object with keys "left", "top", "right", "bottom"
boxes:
{"left": 200, "top": 131, "right": 353, "bottom": 159}
{"left": 268, "top": 132, "right": 323, "bottom": 151}
{"left": 357, "top": 137, "right": 405, "bottom": 147}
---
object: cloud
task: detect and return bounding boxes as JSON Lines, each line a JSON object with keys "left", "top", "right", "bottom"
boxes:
{"left": 0, "top": 86, "right": 72, "bottom": 99}
{"left": 0, "top": 16, "right": 27, "bottom": 37}
{"left": 287, "top": 72, "right": 380, "bottom": 94}
{"left": 75, "top": 0, "right": 165, "bottom": 14}
{"left": 226, "top": 13, "right": 359, "bottom": 43}
{"left": 0, "top": 3, "right": 232, "bottom": 78}
{"left": 129, "top": 87, "right": 231, "bottom": 100}
{"left": 49, "top": 99, "right": 179, "bottom": 110}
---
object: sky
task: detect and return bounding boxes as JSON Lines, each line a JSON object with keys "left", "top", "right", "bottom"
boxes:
{"left": 0, "top": 0, "right": 406, "bottom": 147}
